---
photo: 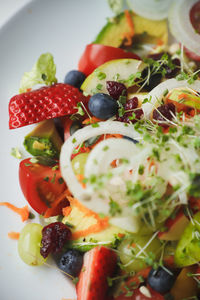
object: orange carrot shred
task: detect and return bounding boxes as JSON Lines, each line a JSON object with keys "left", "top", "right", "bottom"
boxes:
{"left": 82, "top": 117, "right": 102, "bottom": 125}
{"left": 76, "top": 174, "right": 86, "bottom": 189}
{"left": 66, "top": 196, "right": 109, "bottom": 240}
{"left": 62, "top": 206, "right": 72, "bottom": 217}
{"left": 8, "top": 232, "right": 20, "bottom": 240}
{"left": 122, "top": 10, "right": 135, "bottom": 46}
{"left": 0, "top": 202, "right": 29, "bottom": 222}
{"left": 43, "top": 189, "right": 71, "bottom": 218}
{"left": 118, "top": 233, "right": 125, "bottom": 238}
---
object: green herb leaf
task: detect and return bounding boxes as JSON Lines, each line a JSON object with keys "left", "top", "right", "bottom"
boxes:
{"left": 19, "top": 53, "right": 57, "bottom": 93}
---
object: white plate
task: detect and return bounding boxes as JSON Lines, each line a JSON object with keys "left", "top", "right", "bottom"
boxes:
{"left": 0, "top": 1, "right": 112, "bottom": 299}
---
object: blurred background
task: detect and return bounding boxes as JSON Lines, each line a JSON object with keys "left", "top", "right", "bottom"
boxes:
{"left": 0, "top": 0, "right": 30, "bottom": 27}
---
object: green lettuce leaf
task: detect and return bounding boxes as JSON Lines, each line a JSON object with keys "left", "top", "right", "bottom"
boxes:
{"left": 19, "top": 53, "right": 57, "bottom": 93}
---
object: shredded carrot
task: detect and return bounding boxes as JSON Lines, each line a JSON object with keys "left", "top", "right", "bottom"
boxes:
{"left": 118, "top": 233, "right": 125, "bottom": 238}
{"left": 148, "top": 160, "right": 158, "bottom": 173}
{"left": 120, "top": 267, "right": 151, "bottom": 292}
{"left": 67, "top": 196, "right": 99, "bottom": 217}
{"left": 66, "top": 196, "right": 109, "bottom": 240}
{"left": 8, "top": 232, "right": 20, "bottom": 240}
{"left": 43, "top": 189, "right": 71, "bottom": 218}
{"left": 62, "top": 206, "right": 72, "bottom": 217}
{"left": 178, "top": 93, "right": 200, "bottom": 105}
{"left": 82, "top": 117, "right": 102, "bottom": 125}
{"left": 0, "top": 202, "right": 29, "bottom": 222}
{"left": 121, "top": 10, "right": 135, "bottom": 46}
{"left": 163, "top": 255, "right": 174, "bottom": 268}
{"left": 71, "top": 217, "right": 109, "bottom": 240}
{"left": 156, "top": 39, "right": 164, "bottom": 46}
{"left": 76, "top": 174, "right": 86, "bottom": 189}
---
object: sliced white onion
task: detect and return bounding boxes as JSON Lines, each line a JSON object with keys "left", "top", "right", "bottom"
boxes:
{"left": 60, "top": 121, "right": 141, "bottom": 214}
{"left": 168, "top": 0, "right": 200, "bottom": 55}
{"left": 84, "top": 138, "right": 138, "bottom": 177}
{"left": 109, "top": 215, "right": 140, "bottom": 233}
{"left": 142, "top": 79, "right": 200, "bottom": 119}
{"left": 127, "top": 0, "right": 173, "bottom": 20}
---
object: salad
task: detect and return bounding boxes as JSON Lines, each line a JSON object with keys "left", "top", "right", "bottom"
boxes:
{"left": 4, "top": 0, "right": 200, "bottom": 299}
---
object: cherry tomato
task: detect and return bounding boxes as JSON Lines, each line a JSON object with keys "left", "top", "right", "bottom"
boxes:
{"left": 78, "top": 44, "right": 140, "bottom": 76}
{"left": 19, "top": 158, "right": 67, "bottom": 215}
{"left": 114, "top": 287, "right": 164, "bottom": 300}
{"left": 61, "top": 116, "right": 73, "bottom": 141}
{"left": 190, "top": 0, "right": 200, "bottom": 35}
{"left": 184, "top": 46, "right": 200, "bottom": 62}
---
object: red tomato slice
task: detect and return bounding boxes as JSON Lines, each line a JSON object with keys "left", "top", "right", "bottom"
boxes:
{"left": 61, "top": 116, "right": 73, "bottom": 141}
{"left": 114, "top": 287, "right": 164, "bottom": 300}
{"left": 19, "top": 158, "right": 67, "bottom": 215}
{"left": 78, "top": 44, "right": 140, "bottom": 76}
{"left": 184, "top": 46, "right": 200, "bottom": 62}
{"left": 190, "top": 0, "right": 200, "bottom": 35}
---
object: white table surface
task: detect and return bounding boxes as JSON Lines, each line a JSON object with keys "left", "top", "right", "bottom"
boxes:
{"left": 0, "top": 0, "right": 31, "bottom": 27}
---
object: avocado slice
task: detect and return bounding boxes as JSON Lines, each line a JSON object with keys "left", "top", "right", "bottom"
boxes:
{"left": 168, "top": 88, "right": 200, "bottom": 110}
{"left": 94, "top": 11, "right": 168, "bottom": 48}
{"left": 24, "top": 119, "right": 63, "bottom": 158}
{"left": 61, "top": 200, "right": 126, "bottom": 252}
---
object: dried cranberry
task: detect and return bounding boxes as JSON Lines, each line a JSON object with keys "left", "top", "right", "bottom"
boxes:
{"left": 165, "top": 58, "right": 181, "bottom": 79}
{"left": 153, "top": 103, "right": 176, "bottom": 127}
{"left": 106, "top": 81, "right": 127, "bottom": 100}
{"left": 125, "top": 97, "right": 138, "bottom": 110}
{"left": 148, "top": 52, "right": 165, "bottom": 60}
{"left": 40, "top": 222, "right": 72, "bottom": 258}
{"left": 118, "top": 108, "right": 143, "bottom": 124}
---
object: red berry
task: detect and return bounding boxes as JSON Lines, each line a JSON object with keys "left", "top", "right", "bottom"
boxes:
{"left": 76, "top": 246, "right": 117, "bottom": 300}
{"left": 118, "top": 108, "right": 143, "bottom": 124}
{"left": 9, "top": 83, "right": 87, "bottom": 129}
{"left": 40, "top": 222, "right": 72, "bottom": 258}
{"left": 125, "top": 97, "right": 138, "bottom": 110}
{"left": 152, "top": 103, "right": 176, "bottom": 127}
{"left": 106, "top": 81, "right": 127, "bottom": 100}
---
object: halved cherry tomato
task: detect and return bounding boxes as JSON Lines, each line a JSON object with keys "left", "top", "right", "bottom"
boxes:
{"left": 190, "top": 0, "right": 200, "bottom": 35}
{"left": 184, "top": 47, "right": 200, "bottom": 62}
{"left": 78, "top": 44, "right": 140, "bottom": 76}
{"left": 61, "top": 116, "right": 73, "bottom": 141}
{"left": 114, "top": 286, "right": 164, "bottom": 300}
{"left": 19, "top": 158, "right": 67, "bottom": 215}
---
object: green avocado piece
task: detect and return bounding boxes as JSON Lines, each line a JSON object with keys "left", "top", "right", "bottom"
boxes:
{"left": 66, "top": 225, "right": 126, "bottom": 252}
{"left": 24, "top": 120, "right": 63, "bottom": 158}
{"left": 61, "top": 201, "right": 126, "bottom": 252}
{"left": 94, "top": 11, "right": 168, "bottom": 47}
{"left": 168, "top": 88, "right": 200, "bottom": 110}
{"left": 175, "top": 211, "right": 200, "bottom": 267}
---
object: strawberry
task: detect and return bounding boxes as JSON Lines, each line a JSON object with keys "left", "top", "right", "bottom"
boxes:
{"left": 76, "top": 246, "right": 117, "bottom": 300}
{"left": 9, "top": 83, "right": 87, "bottom": 129}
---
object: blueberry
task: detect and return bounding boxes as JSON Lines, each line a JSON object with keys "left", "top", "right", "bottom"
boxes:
{"left": 88, "top": 93, "right": 118, "bottom": 120}
{"left": 59, "top": 249, "right": 83, "bottom": 277}
{"left": 147, "top": 267, "right": 176, "bottom": 294}
{"left": 64, "top": 70, "right": 86, "bottom": 89}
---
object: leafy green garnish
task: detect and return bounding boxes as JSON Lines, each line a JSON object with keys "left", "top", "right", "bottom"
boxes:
{"left": 19, "top": 53, "right": 57, "bottom": 93}
{"left": 107, "top": 0, "right": 124, "bottom": 14}
{"left": 10, "top": 147, "right": 22, "bottom": 159}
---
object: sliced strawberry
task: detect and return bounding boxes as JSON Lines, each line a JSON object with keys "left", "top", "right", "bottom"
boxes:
{"left": 9, "top": 83, "right": 87, "bottom": 129}
{"left": 76, "top": 246, "right": 117, "bottom": 300}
